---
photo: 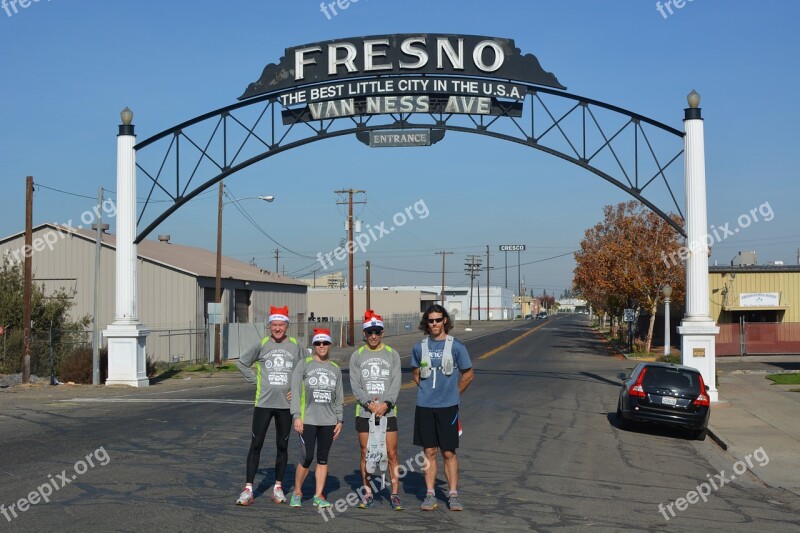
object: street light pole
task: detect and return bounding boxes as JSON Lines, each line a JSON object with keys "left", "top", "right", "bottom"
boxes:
{"left": 214, "top": 189, "right": 274, "bottom": 365}
{"left": 663, "top": 284, "right": 672, "bottom": 356}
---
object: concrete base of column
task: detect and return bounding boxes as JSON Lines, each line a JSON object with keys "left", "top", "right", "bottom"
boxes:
{"left": 678, "top": 319, "right": 720, "bottom": 402}
{"left": 104, "top": 323, "right": 150, "bottom": 387}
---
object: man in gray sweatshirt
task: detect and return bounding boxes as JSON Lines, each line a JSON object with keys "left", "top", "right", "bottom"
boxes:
{"left": 235, "top": 305, "right": 303, "bottom": 506}
{"left": 349, "top": 310, "right": 403, "bottom": 510}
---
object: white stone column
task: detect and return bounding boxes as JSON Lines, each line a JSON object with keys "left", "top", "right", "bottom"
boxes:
{"left": 677, "top": 91, "right": 719, "bottom": 402}
{"left": 104, "top": 108, "right": 150, "bottom": 387}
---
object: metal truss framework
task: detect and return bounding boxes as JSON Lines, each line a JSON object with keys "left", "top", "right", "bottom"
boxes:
{"left": 134, "top": 78, "right": 686, "bottom": 243}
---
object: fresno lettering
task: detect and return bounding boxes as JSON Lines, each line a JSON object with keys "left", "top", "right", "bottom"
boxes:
{"left": 294, "top": 37, "right": 505, "bottom": 80}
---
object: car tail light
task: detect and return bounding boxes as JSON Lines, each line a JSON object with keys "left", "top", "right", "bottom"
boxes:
{"left": 629, "top": 368, "right": 647, "bottom": 398}
{"left": 693, "top": 373, "right": 710, "bottom": 406}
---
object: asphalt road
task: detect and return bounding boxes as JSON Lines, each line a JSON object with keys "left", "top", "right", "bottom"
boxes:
{"left": 1, "top": 316, "right": 798, "bottom": 532}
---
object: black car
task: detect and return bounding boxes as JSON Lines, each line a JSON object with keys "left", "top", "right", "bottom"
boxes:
{"left": 616, "top": 362, "right": 710, "bottom": 440}
{"left": 535, "top": 311, "right": 548, "bottom": 319}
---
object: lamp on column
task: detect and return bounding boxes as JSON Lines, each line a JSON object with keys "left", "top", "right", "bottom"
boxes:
{"left": 214, "top": 190, "right": 275, "bottom": 365}
{"left": 663, "top": 284, "right": 672, "bottom": 356}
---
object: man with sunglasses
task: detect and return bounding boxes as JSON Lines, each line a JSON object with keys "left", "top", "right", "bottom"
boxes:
{"left": 235, "top": 305, "right": 302, "bottom": 507}
{"left": 349, "top": 310, "right": 403, "bottom": 510}
{"left": 411, "top": 304, "right": 473, "bottom": 512}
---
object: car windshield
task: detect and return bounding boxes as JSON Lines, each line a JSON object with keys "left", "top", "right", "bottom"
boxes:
{"left": 642, "top": 367, "right": 699, "bottom": 394}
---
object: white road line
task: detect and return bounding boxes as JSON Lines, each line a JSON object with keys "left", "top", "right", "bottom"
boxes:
{"left": 61, "top": 398, "right": 251, "bottom": 404}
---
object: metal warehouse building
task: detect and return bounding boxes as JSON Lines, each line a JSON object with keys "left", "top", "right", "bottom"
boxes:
{"left": 0, "top": 224, "right": 307, "bottom": 363}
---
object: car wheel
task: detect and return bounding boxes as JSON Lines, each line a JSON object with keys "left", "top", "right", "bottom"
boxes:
{"left": 691, "top": 428, "right": 707, "bottom": 441}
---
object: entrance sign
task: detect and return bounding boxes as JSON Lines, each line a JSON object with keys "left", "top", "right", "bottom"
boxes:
{"left": 356, "top": 129, "right": 446, "bottom": 148}
{"left": 239, "top": 34, "right": 566, "bottom": 100}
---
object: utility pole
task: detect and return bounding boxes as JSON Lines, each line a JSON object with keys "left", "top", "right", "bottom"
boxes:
{"left": 518, "top": 249, "right": 522, "bottom": 318}
{"left": 486, "top": 245, "right": 490, "bottom": 321}
{"left": 365, "top": 260, "right": 371, "bottom": 311}
{"left": 435, "top": 251, "right": 452, "bottom": 307}
{"left": 335, "top": 189, "right": 366, "bottom": 346}
{"left": 92, "top": 187, "right": 104, "bottom": 385}
{"left": 464, "top": 255, "right": 482, "bottom": 325}
{"left": 274, "top": 248, "right": 280, "bottom": 273}
{"left": 23, "top": 176, "right": 33, "bottom": 384}
{"left": 214, "top": 181, "right": 223, "bottom": 366}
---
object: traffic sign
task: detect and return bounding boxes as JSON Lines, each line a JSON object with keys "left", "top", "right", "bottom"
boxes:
{"left": 499, "top": 244, "right": 526, "bottom": 252}
{"left": 623, "top": 308, "right": 635, "bottom": 322}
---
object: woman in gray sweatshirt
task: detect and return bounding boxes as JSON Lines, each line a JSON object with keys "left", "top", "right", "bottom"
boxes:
{"left": 289, "top": 328, "right": 343, "bottom": 508}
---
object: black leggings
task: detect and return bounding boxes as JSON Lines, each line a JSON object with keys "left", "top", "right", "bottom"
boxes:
{"left": 246, "top": 407, "right": 292, "bottom": 484}
{"left": 300, "top": 425, "right": 335, "bottom": 469}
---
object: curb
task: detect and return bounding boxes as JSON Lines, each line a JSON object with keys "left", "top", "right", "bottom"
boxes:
{"left": 705, "top": 424, "right": 728, "bottom": 450}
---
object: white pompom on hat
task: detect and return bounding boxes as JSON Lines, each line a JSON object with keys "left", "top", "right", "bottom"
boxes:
{"left": 362, "top": 309, "right": 384, "bottom": 330}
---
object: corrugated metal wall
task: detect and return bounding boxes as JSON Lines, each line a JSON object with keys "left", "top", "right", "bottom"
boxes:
{"left": 709, "top": 271, "right": 800, "bottom": 322}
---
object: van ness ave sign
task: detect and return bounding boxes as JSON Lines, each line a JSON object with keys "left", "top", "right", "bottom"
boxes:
{"left": 239, "top": 34, "right": 565, "bottom": 100}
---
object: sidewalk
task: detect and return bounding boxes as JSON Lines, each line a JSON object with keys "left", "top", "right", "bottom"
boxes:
{"left": 708, "top": 356, "right": 800, "bottom": 497}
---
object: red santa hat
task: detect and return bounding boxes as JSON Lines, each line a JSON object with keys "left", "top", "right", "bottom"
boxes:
{"left": 362, "top": 310, "right": 384, "bottom": 330}
{"left": 312, "top": 328, "right": 333, "bottom": 344}
{"left": 268, "top": 305, "right": 289, "bottom": 323}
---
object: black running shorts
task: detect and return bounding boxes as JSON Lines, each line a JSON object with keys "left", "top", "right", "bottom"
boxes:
{"left": 355, "top": 416, "right": 398, "bottom": 433}
{"left": 413, "top": 405, "right": 459, "bottom": 451}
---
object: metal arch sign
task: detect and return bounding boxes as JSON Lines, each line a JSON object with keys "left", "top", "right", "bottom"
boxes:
{"left": 239, "top": 34, "right": 566, "bottom": 101}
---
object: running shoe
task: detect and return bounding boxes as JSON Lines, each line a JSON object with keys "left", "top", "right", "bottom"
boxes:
{"left": 271, "top": 485, "right": 287, "bottom": 504}
{"left": 290, "top": 493, "right": 302, "bottom": 507}
{"left": 313, "top": 495, "right": 331, "bottom": 508}
{"left": 448, "top": 494, "right": 463, "bottom": 511}
{"left": 358, "top": 493, "right": 375, "bottom": 509}
{"left": 390, "top": 494, "right": 404, "bottom": 511}
{"left": 236, "top": 488, "right": 254, "bottom": 506}
{"left": 420, "top": 493, "right": 438, "bottom": 511}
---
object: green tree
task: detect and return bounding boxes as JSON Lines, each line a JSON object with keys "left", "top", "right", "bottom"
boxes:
{"left": 0, "top": 258, "right": 90, "bottom": 375}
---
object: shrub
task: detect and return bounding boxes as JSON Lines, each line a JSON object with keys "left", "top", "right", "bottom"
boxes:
{"left": 59, "top": 347, "right": 108, "bottom": 384}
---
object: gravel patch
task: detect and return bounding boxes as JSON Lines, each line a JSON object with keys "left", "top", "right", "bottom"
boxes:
{"left": 0, "top": 373, "right": 48, "bottom": 388}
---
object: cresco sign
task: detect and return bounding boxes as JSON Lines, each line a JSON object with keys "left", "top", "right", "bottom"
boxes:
{"left": 239, "top": 34, "right": 566, "bottom": 100}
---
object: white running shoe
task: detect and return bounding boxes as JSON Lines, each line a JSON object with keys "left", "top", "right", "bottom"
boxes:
{"left": 236, "top": 488, "right": 254, "bottom": 506}
{"left": 272, "top": 485, "right": 287, "bottom": 503}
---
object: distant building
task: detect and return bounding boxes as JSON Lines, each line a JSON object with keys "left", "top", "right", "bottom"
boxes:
{"left": 557, "top": 298, "right": 588, "bottom": 313}
{"left": 0, "top": 224, "right": 307, "bottom": 362}
{"left": 391, "top": 285, "right": 516, "bottom": 321}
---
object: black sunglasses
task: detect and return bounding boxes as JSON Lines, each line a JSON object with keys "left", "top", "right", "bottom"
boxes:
{"left": 313, "top": 341, "right": 332, "bottom": 346}
{"left": 364, "top": 329, "right": 383, "bottom": 336}
{"left": 427, "top": 317, "right": 445, "bottom": 324}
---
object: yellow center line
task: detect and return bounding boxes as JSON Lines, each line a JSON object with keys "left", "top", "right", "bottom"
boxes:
{"left": 478, "top": 318, "right": 556, "bottom": 360}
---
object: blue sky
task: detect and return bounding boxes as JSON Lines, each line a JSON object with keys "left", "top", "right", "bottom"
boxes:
{"left": 2, "top": 0, "right": 798, "bottom": 295}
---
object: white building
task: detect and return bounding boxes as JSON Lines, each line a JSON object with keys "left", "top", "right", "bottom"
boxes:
{"left": 391, "top": 285, "right": 516, "bottom": 321}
